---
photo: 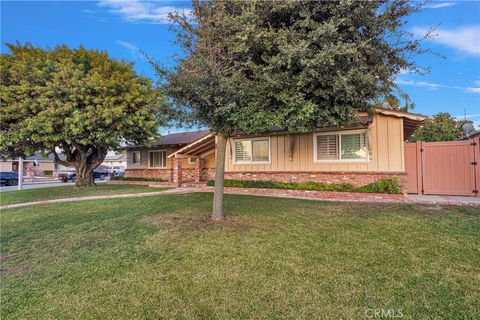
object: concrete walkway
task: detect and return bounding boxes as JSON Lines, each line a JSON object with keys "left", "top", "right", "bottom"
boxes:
{"left": 2, "top": 186, "right": 479, "bottom": 211}
{"left": 406, "top": 194, "right": 480, "bottom": 206}
{"left": 0, "top": 188, "right": 194, "bottom": 210}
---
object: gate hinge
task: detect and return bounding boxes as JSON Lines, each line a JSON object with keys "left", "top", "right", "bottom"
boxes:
{"left": 471, "top": 142, "right": 477, "bottom": 146}
{"left": 472, "top": 161, "right": 478, "bottom": 165}
{"left": 473, "top": 190, "right": 479, "bottom": 194}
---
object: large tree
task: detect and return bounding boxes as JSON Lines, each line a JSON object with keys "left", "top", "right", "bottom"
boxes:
{"left": 409, "top": 112, "right": 471, "bottom": 142}
{"left": 161, "top": 0, "right": 426, "bottom": 220}
{"left": 1, "top": 43, "right": 166, "bottom": 187}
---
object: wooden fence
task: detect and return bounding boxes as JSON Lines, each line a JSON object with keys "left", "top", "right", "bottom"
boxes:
{"left": 405, "top": 137, "right": 480, "bottom": 196}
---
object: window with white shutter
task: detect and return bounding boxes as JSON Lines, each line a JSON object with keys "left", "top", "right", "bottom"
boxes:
{"left": 314, "top": 130, "right": 368, "bottom": 162}
{"left": 234, "top": 138, "right": 270, "bottom": 163}
{"left": 316, "top": 135, "right": 339, "bottom": 160}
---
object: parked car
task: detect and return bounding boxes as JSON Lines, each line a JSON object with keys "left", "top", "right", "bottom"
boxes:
{"left": 105, "top": 166, "right": 125, "bottom": 176}
{"left": 59, "top": 168, "right": 109, "bottom": 183}
{"left": 0, "top": 172, "right": 19, "bottom": 186}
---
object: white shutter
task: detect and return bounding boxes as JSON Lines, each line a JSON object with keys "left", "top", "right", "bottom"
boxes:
{"left": 235, "top": 141, "right": 252, "bottom": 162}
{"left": 316, "top": 135, "right": 339, "bottom": 160}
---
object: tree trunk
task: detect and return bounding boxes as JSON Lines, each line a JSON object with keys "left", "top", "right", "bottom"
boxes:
{"left": 75, "top": 162, "right": 95, "bottom": 187}
{"left": 212, "top": 135, "right": 227, "bottom": 221}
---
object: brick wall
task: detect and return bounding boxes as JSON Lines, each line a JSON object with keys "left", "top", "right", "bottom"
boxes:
{"left": 125, "top": 168, "right": 173, "bottom": 181}
{"left": 125, "top": 168, "right": 198, "bottom": 182}
{"left": 126, "top": 168, "right": 407, "bottom": 193}
{"left": 222, "top": 171, "right": 408, "bottom": 193}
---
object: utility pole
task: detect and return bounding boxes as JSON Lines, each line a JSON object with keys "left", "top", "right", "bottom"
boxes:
{"left": 18, "top": 157, "right": 24, "bottom": 190}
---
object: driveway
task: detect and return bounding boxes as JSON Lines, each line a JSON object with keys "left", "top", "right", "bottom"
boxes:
{"left": 0, "top": 180, "right": 107, "bottom": 192}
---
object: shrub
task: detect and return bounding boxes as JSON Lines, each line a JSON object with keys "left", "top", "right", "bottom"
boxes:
{"left": 43, "top": 170, "right": 53, "bottom": 176}
{"left": 111, "top": 176, "right": 165, "bottom": 182}
{"left": 207, "top": 178, "right": 401, "bottom": 194}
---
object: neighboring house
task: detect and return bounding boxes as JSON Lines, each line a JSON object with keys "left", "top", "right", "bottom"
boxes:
{"left": 124, "top": 108, "right": 426, "bottom": 192}
{"left": 457, "top": 129, "right": 480, "bottom": 140}
{"left": 0, "top": 152, "right": 69, "bottom": 176}
{"left": 102, "top": 152, "right": 127, "bottom": 168}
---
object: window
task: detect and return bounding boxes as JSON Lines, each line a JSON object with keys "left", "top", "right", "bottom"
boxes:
{"left": 314, "top": 130, "right": 368, "bottom": 162}
{"left": 149, "top": 150, "right": 167, "bottom": 168}
{"left": 188, "top": 158, "right": 196, "bottom": 164}
{"left": 131, "top": 151, "right": 141, "bottom": 165}
{"left": 234, "top": 138, "right": 270, "bottom": 163}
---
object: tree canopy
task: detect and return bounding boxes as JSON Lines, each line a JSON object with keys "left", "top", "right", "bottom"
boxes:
{"left": 158, "top": 0, "right": 427, "bottom": 219}
{"left": 1, "top": 43, "right": 167, "bottom": 186}
{"left": 409, "top": 112, "right": 471, "bottom": 142}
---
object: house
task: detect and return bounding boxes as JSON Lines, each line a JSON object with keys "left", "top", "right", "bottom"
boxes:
{"left": 457, "top": 129, "right": 480, "bottom": 140}
{"left": 123, "top": 108, "right": 426, "bottom": 192}
{"left": 0, "top": 152, "right": 69, "bottom": 176}
{"left": 102, "top": 152, "right": 127, "bottom": 168}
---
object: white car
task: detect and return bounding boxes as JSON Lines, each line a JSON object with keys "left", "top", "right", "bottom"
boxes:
{"left": 106, "top": 166, "right": 125, "bottom": 176}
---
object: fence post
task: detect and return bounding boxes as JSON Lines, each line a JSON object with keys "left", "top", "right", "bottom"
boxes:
{"left": 415, "top": 141, "right": 423, "bottom": 195}
{"left": 474, "top": 137, "right": 480, "bottom": 197}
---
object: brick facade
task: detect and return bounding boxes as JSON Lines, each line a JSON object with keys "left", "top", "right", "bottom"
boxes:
{"left": 125, "top": 168, "right": 198, "bottom": 181}
{"left": 125, "top": 168, "right": 407, "bottom": 193}
{"left": 223, "top": 171, "right": 408, "bottom": 193}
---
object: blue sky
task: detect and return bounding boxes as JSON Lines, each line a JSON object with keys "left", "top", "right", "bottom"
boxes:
{"left": 1, "top": 0, "right": 479, "bottom": 126}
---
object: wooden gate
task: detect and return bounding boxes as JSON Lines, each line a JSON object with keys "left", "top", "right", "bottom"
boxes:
{"left": 405, "top": 137, "right": 480, "bottom": 196}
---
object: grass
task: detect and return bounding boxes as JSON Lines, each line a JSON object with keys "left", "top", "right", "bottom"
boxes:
{"left": 1, "top": 193, "right": 479, "bottom": 319}
{"left": 0, "top": 184, "right": 168, "bottom": 206}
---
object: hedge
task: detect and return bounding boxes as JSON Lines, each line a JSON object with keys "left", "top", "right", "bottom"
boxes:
{"left": 110, "top": 176, "right": 165, "bottom": 182}
{"left": 206, "top": 178, "right": 402, "bottom": 194}
{"left": 43, "top": 170, "right": 53, "bottom": 176}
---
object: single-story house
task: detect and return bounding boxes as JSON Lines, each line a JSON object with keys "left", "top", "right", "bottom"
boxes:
{"left": 123, "top": 108, "right": 426, "bottom": 192}
{"left": 102, "top": 152, "right": 127, "bottom": 168}
{"left": 0, "top": 152, "right": 69, "bottom": 176}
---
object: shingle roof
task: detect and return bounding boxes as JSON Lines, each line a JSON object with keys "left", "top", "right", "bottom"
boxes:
{"left": 123, "top": 130, "right": 211, "bottom": 149}
{"left": 0, "top": 151, "right": 65, "bottom": 162}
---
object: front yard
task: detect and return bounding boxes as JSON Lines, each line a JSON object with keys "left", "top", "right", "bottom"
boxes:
{"left": 1, "top": 193, "right": 479, "bottom": 319}
{"left": 0, "top": 184, "right": 166, "bottom": 206}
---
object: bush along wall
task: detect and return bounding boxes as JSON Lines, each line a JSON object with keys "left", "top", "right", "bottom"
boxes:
{"left": 111, "top": 176, "right": 165, "bottom": 182}
{"left": 206, "top": 178, "right": 402, "bottom": 194}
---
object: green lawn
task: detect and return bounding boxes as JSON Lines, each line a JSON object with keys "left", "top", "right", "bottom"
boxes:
{"left": 1, "top": 193, "right": 479, "bottom": 319}
{"left": 0, "top": 184, "right": 167, "bottom": 206}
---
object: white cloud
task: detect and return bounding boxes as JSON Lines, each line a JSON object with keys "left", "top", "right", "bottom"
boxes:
{"left": 413, "top": 26, "right": 480, "bottom": 56}
{"left": 424, "top": 2, "right": 456, "bottom": 9}
{"left": 116, "top": 40, "right": 143, "bottom": 60}
{"left": 396, "top": 78, "right": 480, "bottom": 93}
{"left": 98, "top": 0, "right": 190, "bottom": 24}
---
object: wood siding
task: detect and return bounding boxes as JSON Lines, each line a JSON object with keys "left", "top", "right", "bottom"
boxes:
{"left": 225, "top": 114, "right": 405, "bottom": 172}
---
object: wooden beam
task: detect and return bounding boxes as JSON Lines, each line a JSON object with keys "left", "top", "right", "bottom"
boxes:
{"left": 175, "top": 154, "right": 200, "bottom": 159}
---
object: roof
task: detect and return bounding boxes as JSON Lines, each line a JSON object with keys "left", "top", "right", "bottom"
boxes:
{"left": 1, "top": 151, "right": 65, "bottom": 162}
{"left": 374, "top": 107, "right": 427, "bottom": 121}
{"left": 123, "top": 130, "right": 211, "bottom": 149}
{"left": 104, "top": 153, "right": 127, "bottom": 161}
{"left": 457, "top": 129, "right": 480, "bottom": 140}
{"left": 168, "top": 133, "right": 216, "bottom": 158}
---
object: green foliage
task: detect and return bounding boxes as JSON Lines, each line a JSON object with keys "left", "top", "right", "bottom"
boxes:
{"left": 110, "top": 176, "right": 165, "bottom": 182}
{"left": 378, "top": 93, "right": 415, "bottom": 112}
{"left": 162, "top": 0, "right": 427, "bottom": 136}
{"left": 207, "top": 178, "right": 401, "bottom": 194}
{"left": 43, "top": 170, "right": 53, "bottom": 176}
{"left": 409, "top": 112, "right": 470, "bottom": 142}
{"left": 1, "top": 43, "right": 169, "bottom": 185}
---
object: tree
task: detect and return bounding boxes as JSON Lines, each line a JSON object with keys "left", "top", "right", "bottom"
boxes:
{"left": 161, "top": 0, "right": 426, "bottom": 220}
{"left": 378, "top": 93, "right": 415, "bottom": 112}
{"left": 409, "top": 112, "right": 470, "bottom": 142}
{"left": 1, "top": 43, "right": 167, "bottom": 187}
